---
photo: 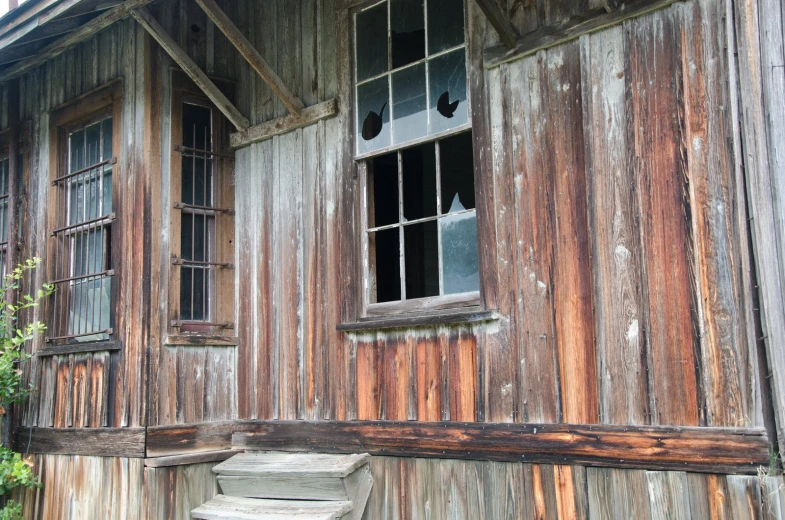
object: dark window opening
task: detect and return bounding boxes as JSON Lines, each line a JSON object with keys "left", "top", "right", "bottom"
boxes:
{"left": 367, "top": 132, "right": 478, "bottom": 304}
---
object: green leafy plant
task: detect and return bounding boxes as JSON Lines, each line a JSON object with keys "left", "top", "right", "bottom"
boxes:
{"left": 0, "top": 259, "right": 53, "bottom": 518}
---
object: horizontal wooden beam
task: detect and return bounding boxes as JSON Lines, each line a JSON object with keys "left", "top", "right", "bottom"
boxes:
{"left": 484, "top": 0, "right": 678, "bottom": 69}
{"left": 338, "top": 309, "right": 498, "bottom": 332}
{"left": 146, "top": 421, "right": 254, "bottom": 457}
{"left": 230, "top": 99, "right": 338, "bottom": 149}
{"left": 473, "top": 0, "right": 518, "bottom": 49}
{"left": 193, "top": 0, "right": 304, "bottom": 116}
{"left": 232, "top": 421, "right": 772, "bottom": 475}
{"left": 0, "top": 0, "right": 154, "bottom": 83}
{"left": 144, "top": 449, "right": 241, "bottom": 468}
{"left": 15, "top": 427, "right": 146, "bottom": 458}
{"left": 130, "top": 6, "right": 249, "bottom": 132}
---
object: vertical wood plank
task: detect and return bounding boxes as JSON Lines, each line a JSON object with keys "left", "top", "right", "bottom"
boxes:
{"left": 580, "top": 25, "right": 649, "bottom": 425}
{"left": 627, "top": 10, "right": 701, "bottom": 426}
{"left": 545, "top": 42, "right": 598, "bottom": 425}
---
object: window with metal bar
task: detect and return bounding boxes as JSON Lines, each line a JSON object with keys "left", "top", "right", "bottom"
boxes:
{"left": 354, "top": 0, "right": 479, "bottom": 312}
{"left": 171, "top": 99, "right": 234, "bottom": 334}
{"left": 49, "top": 115, "right": 114, "bottom": 343}
{"left": 0, "top": 151, "right": 22, "bottom": 279}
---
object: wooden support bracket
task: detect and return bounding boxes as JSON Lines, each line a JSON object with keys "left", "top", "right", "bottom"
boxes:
{"left": 230, "top": 99, "right": 339, "bottom": 149}
{"left": 473, "top": 0, "right": 518, "bottom": 49}
{"left": 193, "top": 0, "right": 305, "bottom": 116}
{"left": 130, "top": 7, "right": 250, "bottom": 132}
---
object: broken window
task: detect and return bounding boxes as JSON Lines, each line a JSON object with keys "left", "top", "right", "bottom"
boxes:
{"left": 169, "top": 84, "right": 234, "bottom": 336}
{"left": 366, "top": 132, "right": 478, "bottom": 304}
{"left": 49, "top": 113, "right": 115, "bottom": 343}
{"left": 354, "top": 0, "right": 468, "bottom": 155}
{"left": 356, "top": 0, "right": 477, "bottom": 310}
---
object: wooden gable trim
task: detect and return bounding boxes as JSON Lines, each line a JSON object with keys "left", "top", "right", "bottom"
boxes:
{"left": 193, "top": 0, "right": 305, "bottom": 116}
{"left": 130, "top": 6, "right": 250, "bottom": 133}
{"left": 0, "top": 0, "right": 155, "bottom": 83}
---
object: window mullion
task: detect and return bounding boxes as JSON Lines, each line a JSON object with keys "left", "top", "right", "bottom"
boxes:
{"left": 435, "top": 140, "right": 444, "bottom": 296}
{"left": 398, "top": 150, "right": 406, "bottom": 300}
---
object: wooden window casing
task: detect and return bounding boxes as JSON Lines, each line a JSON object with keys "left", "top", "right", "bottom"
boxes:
{"left": 352, "top": 0, "right": 481, "bottom": 318}
{"left": 46, "top": 83, "right": 122, "bottom": 344}
{"left": 168, "top": 79, "right": 235, "bottom": 337}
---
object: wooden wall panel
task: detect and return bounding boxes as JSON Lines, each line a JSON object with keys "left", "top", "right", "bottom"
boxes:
{"left": 154, "top": 346, "right": 237, "bottom": 426}
{"left": 145, "top": 462, "right": 221, "bottom": 520}
{"left": 356, "top": 457, "right": 785, "bottom": 519}
{"left": 13, "top": 455, "right": 145, "bottom": 520}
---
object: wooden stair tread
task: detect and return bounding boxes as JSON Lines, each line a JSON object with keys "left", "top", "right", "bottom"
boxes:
{"left": 191, "top": 495, "right": 354, "bottom": 520}
{"left": 213, "top": 453, "right": 370, "bottom": 477}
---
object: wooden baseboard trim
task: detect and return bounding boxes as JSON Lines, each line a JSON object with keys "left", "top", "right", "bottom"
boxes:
{"left": 14, "top": 427, "right": 146, "bottom": 458}
{"left": 231, "top": 421, "right": 771, "bottom": 475}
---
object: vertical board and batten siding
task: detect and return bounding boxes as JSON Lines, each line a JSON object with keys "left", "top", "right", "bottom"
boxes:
{"left": 141, "top": 0, "right": 766, "bottom": 430}
{"left": 10, "top": 19, "right": 151, "bottom": 430}
{"left": 12, "top": 455, "right": 145, "bottom": 520}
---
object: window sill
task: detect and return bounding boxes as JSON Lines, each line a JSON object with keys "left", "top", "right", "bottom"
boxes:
{"left": 164, "top": 334, "right": 239, "bottom": 347}
{"left": 337, "top": 308, "right": 500, "bottom": 333}
{"left": 36, "top": 340, "right": 122, "bottom": 357}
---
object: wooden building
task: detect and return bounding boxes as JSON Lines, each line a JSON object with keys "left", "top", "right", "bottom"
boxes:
{"left": 0, "top": 0, "right": 784, "bottom": 516}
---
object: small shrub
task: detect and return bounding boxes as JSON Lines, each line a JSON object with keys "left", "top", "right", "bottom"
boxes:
{"left": 0, "top": 259, "right": 53, "bottom": 518}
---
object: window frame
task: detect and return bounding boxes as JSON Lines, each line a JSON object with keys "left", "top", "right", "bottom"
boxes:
{"left": 46, "top": 81, "right": 122, "bottom": 345}
{"left": 0, "top": 127, "right": 26, "bottom": 279}
{"left": 167, "top": 73, "right": 235, "bottom": 339}
{"left": 350, "top": 0, "right": 482, "bottom": 318}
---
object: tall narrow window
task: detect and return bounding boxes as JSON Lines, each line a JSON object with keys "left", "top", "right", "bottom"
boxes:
{"left": 354, "top": 0, "right": 479, "bottom": 313}
{"left": 0, "top": 150, "right": 23, "bottom": 279}
{"left": 0, "top": 155, "right": 11, "bottom": 278}
{"left": 49, "top": 114, "right": 115, "bottom": 343}
{"left": 170, "top": 88, "right": 234, "bottom": 335}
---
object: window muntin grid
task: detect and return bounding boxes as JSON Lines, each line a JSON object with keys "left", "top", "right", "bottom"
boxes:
{"left": 354, "top": 0, "right": 468, "bottom": 156}
{"left": 49, "top": 115, "right": 114, "bottom": 343}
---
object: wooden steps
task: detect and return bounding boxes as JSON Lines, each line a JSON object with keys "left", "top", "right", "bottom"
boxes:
{"left": 191, "top": 453, "right": 373, "bottom": 520}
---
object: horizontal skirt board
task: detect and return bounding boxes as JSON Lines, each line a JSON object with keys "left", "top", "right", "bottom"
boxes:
{"left": 14, "top": 427, "right": 146, "bottom": 458}
{"left": 230, "top": 421, "right": 769, "bottom": 475}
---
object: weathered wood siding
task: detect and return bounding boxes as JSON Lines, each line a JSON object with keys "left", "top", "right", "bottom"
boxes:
{"left": 145, "top": 462, "right": 221, "bottom": 520}
{"left": 141, "top": 0, "right": 763, "bottom": 430}
{"left": 138, "top": 456, "right": 785, "bottom": 520}
{"left": 12, "top": 455, "right": 145, "bottom": 520}
{"left": 10, "top": 19, "right": 151, "bottom": 429}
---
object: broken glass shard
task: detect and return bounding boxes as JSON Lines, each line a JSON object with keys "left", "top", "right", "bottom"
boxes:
{"left": 356, "top": 3, "right": 388, "bottom": 82}
{"left": 428, "top": 0, "right": 465, "bottom": 54}
{"left": 391, "top": 0, "right": 425, "bottom": 69}
{"left": 429, "top": 49, "right": 468, "bottom": 134}
{"left": 441, "top": 211, "right": 479, "bottom": 294}
{"left": 357, "top": 77, "right": 391, "bottom": 154}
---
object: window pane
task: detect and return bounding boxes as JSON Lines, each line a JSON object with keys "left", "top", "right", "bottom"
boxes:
{"left": 428, "top": 49, "right": 468, "bottom": 134}
{"left": 85, "top": 122, "right": 101, "bottom": 167}
{"left": 357, "top": 77, "right": 391, "bottom": 154}
{"left": 402, "top": 143, "right": 436, "bottom": 221}
{"left": 440, "top": 211, "right": 478, "bottom": 294}
{"left": 428, "top": 0, "right": 465, "bottom": 54}
{"left": 404, "top": 220, "right": 439, "bottom": 298}
{"left": 102, "top": 118, "right": 113, "bottom": 159}
{"left": 70, "top": 129, "right": 85, "bottom": 172}
{"left": 181, "top": 213, "right": 210, "bottom": 262}
{"left": 180, "top": 267, "right": 209, "bottom": 321}
{"left": 391, "top": 0, "right": 425, "bottom": 69}
{"left": 371, "top": 227, "right": 401, "bottom": 303}
{"left": 439, "top": 131, "right": 475, "bottom": 213}
{"left": 69, "top": 277, "right": 111, "bottom": 341}
{"left": 370, "top": 152, "right": 399, "bottom": 228}
{"left": 392, "top": 63, "right": 427, "bottom": 144}
{"left": 183, "top": 103, "right": 212, "bottom": 150}
{"left": 356, "top": 3, "right": 388, "bottom": 82}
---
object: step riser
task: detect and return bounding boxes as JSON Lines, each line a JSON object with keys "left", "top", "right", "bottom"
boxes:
{"left": 218, "top": 475, "right": 350, "bottom": 501}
